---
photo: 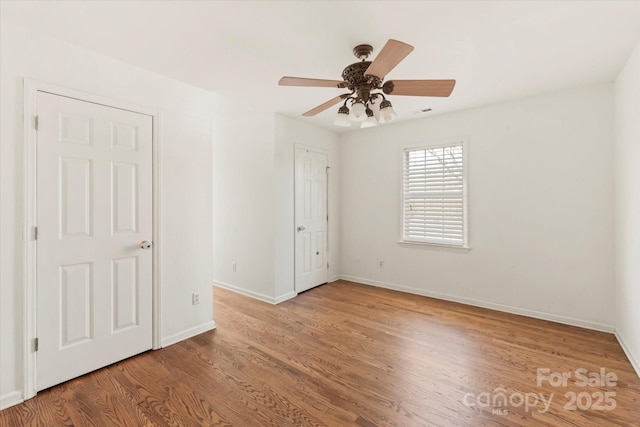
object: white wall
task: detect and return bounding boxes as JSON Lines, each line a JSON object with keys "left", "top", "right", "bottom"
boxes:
{"left": 159, "top": 112, "right": 214, "bottom": 343}
{"left": 212, "top": 112, "right": 340, "bottom": 303}
{"left": 211, "top": 108, "right": 276, "bottom": 301}
{"left": 614, "top": 39, "right": 640, "bottom": 375}
{"left": 0, "top": 21, "right": 214, "bottom": 408}
{"left": 340, "top": 84, "right": 615, "bottom": 331}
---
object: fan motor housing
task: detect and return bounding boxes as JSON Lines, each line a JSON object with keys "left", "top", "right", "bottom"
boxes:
{"left": 341, "top": 61, "right": 383, "bottom": 102}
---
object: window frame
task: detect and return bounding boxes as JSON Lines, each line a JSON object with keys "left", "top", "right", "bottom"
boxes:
{"left": 400, "top": 137, "right": 469, "bottom": 248}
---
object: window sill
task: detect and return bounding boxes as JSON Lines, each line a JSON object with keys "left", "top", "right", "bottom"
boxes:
{"left": 397, "top": 240, "right": 471, "bottom": 252}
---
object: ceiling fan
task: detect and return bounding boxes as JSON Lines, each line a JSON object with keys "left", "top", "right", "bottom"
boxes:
{"left": 279, "top": 39, "right": 455, "bottom": 128}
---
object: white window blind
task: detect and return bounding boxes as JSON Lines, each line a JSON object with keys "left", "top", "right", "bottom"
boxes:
{"left": 402, "top": 142, "right": 467, "bottom": 246}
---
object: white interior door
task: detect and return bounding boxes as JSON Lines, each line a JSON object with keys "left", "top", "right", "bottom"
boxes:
{"left": 36, "top": 92, "right": 153, "bottom": 391}
{"left": 295, "top": 148, "right": 328, "bottom": 293}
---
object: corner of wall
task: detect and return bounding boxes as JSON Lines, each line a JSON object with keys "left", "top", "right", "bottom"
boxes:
{"left": 161, "top": 321, "right": 216, "bottom": 348}
{"left": 613, "top": 37, "right": 640, "bottom": 379}
{"left": 615, "top": 330, "right": 640, "bottom": 378}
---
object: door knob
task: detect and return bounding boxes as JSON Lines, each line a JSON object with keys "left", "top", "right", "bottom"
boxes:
{"left": 297, "top": 226, "right": 305, "bottom": 232}
{"left": 140, "top": 240, "right": 152, "bottom": 250}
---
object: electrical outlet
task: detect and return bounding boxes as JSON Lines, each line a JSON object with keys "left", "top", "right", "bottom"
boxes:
{"left": 379, "top": 260, "right": 384, "bottom": 268}
{"left": 232, "top": 262, "right": 237, "bottom": 272}
{"left": 192, "top": 293, "right": 200, "bottom": 305}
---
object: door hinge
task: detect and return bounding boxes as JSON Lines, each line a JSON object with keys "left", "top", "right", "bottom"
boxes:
{"left": 327, "top": 262, "right": 330, "bottom": 270}
{"left": 33, "top": 226, "right": 38, "bottom": 240}
{"left": 34, "top": 338, "right": 39, "bottom": 352}
{"left": 34, "top": 115, "right": 39, "bottom": 131}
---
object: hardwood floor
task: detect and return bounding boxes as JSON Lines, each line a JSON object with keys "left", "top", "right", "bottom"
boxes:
{"left": 2, "top": 280, "right": 639, "bottom": 426}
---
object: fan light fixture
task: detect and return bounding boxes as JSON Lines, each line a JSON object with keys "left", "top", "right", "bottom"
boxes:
{"left": 334, "top": 92, "right": 396, "bottom": 128}
{"left": 278, "top": 39, "right": 456, "bottom": 129}
{"left": 330, "top": 43, "right": 400, "bottom": 129}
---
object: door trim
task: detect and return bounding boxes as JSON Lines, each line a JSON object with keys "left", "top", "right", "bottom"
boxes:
{"left": 293, "top": 144, "right": 329, "bottom": 293}
{"left": 22, "top": 79, "right": 162, "bottom": 400}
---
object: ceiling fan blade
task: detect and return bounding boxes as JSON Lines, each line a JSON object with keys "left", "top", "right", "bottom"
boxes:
{"left": 364, "top": 39, "right": 414, "bottom": 79}
{"left": 279, "top": 76, "right": 346, "bottom": 88}
{"left": 302, "top": 94, "right": 350, "bottom": 117}
{"left": 382, "top": 79, "right": 456, "bottom": 97}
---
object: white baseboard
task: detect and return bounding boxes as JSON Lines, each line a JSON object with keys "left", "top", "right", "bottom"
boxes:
{"left": 615, "top": 330, "right": 640, "bottom": 378}
{"left": 274, "top": 291, "right": 297, "bottom": 304}
{"left": 328, "top": 275, "right": 341, "bottom": 283}
{"left": 161, "top": 320, "right": 216, "bottom": 348}
{"left": 0, "top": 390, "right": 23, "bottom": 411}
{"left": 214, "top": 280, "right": 297, "bottom": 305}
{"left": 340, "top": 275, "right": 615, "bottom": 333}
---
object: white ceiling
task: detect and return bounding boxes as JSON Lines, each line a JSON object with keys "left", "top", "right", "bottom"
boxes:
{"left": 2, "top": 0, "right": 640, "bottom": 131}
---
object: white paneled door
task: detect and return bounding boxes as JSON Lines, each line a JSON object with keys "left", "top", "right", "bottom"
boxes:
{"left": 295, "top": 148, "right": 328, "bottom": 293}
{"left": 36, "top": 92, "right": 153, "bottom": 391}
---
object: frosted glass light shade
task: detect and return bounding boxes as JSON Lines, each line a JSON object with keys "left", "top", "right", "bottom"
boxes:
{"left": 361, "top": 108, "right": 377, "bottom": 128}
{"left": 334, "top": 106, "right": 351, "bottom": 127}
{"left": 361, "top": 117, "right": 377, "bottom": 128}
{"left": 350, "top": 102, "right": 366, "bottom": 122}
{"left": 379, "top": 100, "right": 397, "bottom": 123}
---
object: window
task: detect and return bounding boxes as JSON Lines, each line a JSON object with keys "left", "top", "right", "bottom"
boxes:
{"left": 402, "top": 140, "right": 467, "bottom": 247}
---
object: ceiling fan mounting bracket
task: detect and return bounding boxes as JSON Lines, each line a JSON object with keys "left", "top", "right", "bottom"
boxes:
{"left": 353, "top": 44, "right": 373, "bottom": 60}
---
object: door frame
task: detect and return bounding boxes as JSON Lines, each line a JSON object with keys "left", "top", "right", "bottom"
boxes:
{"left": 293, "top": 144, "right": 329, "bottom": 293}
{"left": 22, "top": 79, "right": 163, "bottom": 400}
